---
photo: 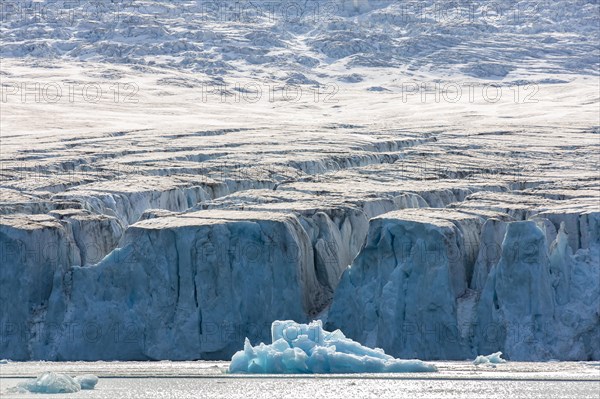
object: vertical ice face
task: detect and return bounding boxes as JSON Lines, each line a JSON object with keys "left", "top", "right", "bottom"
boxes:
{"left": 547, "top": 222, "right": 600, "bottom": 360}
{"left": 393, "top": 193, "right": 429, "bottom": 210}
{"left": 475, "top": 221, "right": 555, "bottom": 360}
{"left": 475, "top": 219, "right": 600, "bottom": 360}
{"left": 55, "top": 179, "right": 214, "bottom": 226}
{"left": 329, "top": 210, "right": 599, "bottom": 361}
{"left": 471, "top": 218, "right": 508, "bottom": 291}
{"left": 199, "top": 190, "right": 373, "bottom": 310}
{"left": 549, "top": 223, "right": 573, "bottom": 306}
{"left": 537, "top": 210, "right": 600, "bottom": 253}
{"left": 40, "top": 210, "right": 320, "bottom": 360}
{"left": 296, "top": 207, "right": 370, "bottom": 306}
{"left": 47, "top": 210, "right": 124, "bottom": 265}
{"left": 326, "top": 209, "right": 483, "bottom": 359}
{"left": 0, "top": 215, "right": 80, "bottom": 360}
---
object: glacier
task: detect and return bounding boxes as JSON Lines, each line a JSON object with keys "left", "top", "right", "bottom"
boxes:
{"left": 41, "top": 210, "right": 318, "bottom": 360}
{"left": 327, "top": 213, "right": 600, "bottom": 361}
{"left": 229, "top": 320, "right": 437, "bottom": 374}
{"left": 0, "top": 0, "right": 599, "bottom": 363}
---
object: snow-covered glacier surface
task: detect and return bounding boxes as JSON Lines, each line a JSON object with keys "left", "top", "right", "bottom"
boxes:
{"left": 1, "top": 0, "right": 599, "bottom": 363}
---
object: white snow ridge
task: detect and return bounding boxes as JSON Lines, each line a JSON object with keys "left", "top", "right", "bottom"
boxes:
{"left": 0, "top": 0, "right": 599, "bottom": 368}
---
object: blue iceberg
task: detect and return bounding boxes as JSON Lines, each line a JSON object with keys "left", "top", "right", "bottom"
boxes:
{"left": 11, "top": 372, "right": 99, "bottom": 394}
{"left": 14, "top": 372, "right": 81, "bottom": 394}
{"left": 473, "top": 352, "right": 507, "bottom": 365}
{"left": 74, "top": 374, "right": 99, "bottom": 390}
{"left": 229, "top": 320, "right": 438, "bottom": 374}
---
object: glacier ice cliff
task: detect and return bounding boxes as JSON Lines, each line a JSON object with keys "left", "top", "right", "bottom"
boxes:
{"left": 1, "top": 170, "right": 598, "bottom": 362}
{"left": 38, "top": 210, "right": 321, "bottom": 360}
{"left": 327, "top": 209, "right": 487, "bottom": 359}
{"left": 327, "top": 211, "right": 600, "bottom": 361}
{"left": 1, "top": 127, "right": 598, "bottom": 362}
{"left": 0, "top": 215, "right": 81, "bottom": 360}
{"left": 475, "top": 220, "right": 600, "bottom": 360}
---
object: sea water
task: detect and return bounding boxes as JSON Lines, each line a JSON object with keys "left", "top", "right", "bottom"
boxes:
{"left": 1, "top": 361, "right": 599, "bottom": 398}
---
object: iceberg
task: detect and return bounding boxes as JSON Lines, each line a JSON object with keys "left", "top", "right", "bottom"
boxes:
{"left": 11, "top": 372, "right": 96, "bottom": 394}
{"left": 10, "top": 372, "right": 99, "bottom": 394}
{"left": 74, "top": 374, "right": 99, "bottom": 390}
{"left": 228, "top": 320, "right": 437, "bottom": 374}
{"left": 473, "top": 352, "right": 506, "bottom": 366}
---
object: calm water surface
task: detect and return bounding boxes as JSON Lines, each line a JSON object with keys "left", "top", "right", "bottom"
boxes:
{"left": 1, "top": 361, "right": 598, "bottom": 398}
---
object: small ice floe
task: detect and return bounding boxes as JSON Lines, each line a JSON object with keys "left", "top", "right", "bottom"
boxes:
{"left": 10, "top": 372, "right": 98, "bottom": 394}
{"left": 229, "top": 320, "right": 437, "bottom": 374}
{"left": 473, "top": 352, "right": 507, "bottom": 366}
{"left": 0, "top": 359, "right": 10, "bottom": 364}
{"left": 74, "top": 374, "right": 99, "bottom": 390}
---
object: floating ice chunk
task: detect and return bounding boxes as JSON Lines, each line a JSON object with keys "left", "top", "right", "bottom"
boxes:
{"left": 74, "top": 374, "right": 99, "bottom": 390}
{"left": 473, "top": 352, "right": 506, "bottom": 366}
{"left": 0, "top": 359, "right": 9, "bottom": 364}
{"left": 10, "top": 372, "right": 99, "bottom": 394}
{"left": 15, "top": 372, "right": 81, "bottom": 394}
{"left": 229, "top": 320, "right": 437, "bottom": 374}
